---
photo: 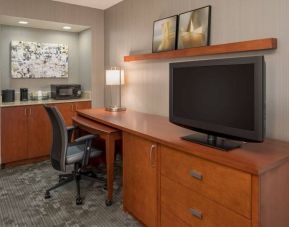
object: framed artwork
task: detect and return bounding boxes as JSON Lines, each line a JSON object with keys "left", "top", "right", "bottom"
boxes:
{"left": 152, "top": 15, "right": 178, "bottom": 53}
{"left": 11, "top": 40, "right": 69, "bottom": 79}
{"left": 177, "top": 6, "right": 211, "bottom": 49}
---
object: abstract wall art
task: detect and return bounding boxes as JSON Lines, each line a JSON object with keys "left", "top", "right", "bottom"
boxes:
{"left": 177, "top": 6, "right": 211, "bottom": 49}
{"left": 11, "top": 40, "right": 69, "bottom": 79}
{"left": 152, "top": 15, "right": 178, "bottom": 53}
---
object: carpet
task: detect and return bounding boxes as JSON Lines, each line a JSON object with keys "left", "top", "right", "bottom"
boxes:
{"left": 0, "top": 161, "right": 140, "bottom": 227}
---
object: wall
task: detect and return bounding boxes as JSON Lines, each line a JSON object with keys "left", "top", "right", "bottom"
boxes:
{"left": 0, "top": 25, "right": 81, "bottom": 91}
{"left": 0, "top": 0, "right": 104, "bottom": 107}
{"left": 105, "top": 0, "right": 289, "bottom": 141}
{"left": 79, "top": 29, "right": 92, "bottom": 91}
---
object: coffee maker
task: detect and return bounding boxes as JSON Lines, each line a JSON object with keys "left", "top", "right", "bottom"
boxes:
{"left": 20, "top": 88, "right": 28, "bottom": 101}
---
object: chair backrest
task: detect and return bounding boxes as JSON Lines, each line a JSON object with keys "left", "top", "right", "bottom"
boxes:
{"left": 44, "top": 105, "right": 68, "bottom": 172}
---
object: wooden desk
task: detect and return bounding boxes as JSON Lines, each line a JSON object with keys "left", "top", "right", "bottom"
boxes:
{"left": 72, "top": 115, "right": 121, "bottom": 205}
{"left": 74, "top": 108, "right": 289, "bottom": 227}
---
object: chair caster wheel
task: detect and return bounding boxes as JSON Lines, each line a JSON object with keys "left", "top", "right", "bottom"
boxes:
{"left": 44, "top": 192, "right": 51, "bottom": 199}
{"left": 105, "top": 200, "right": 112, "bottom": 206}
{"left": 76, "top": 198, "right": 82, "bottom": 205}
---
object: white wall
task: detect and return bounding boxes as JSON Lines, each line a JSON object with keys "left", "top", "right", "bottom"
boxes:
{"left": 105, "top": 0, "right": 289, "bottom": 141}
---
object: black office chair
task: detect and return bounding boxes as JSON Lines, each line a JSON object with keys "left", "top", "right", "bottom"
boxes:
{"left": 43, "top": 105, "right": 103, "bottom": 205}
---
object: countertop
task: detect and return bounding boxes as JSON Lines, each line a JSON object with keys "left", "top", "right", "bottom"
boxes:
{"left": 0, "top": 97, "right": 91, "bottom": 107}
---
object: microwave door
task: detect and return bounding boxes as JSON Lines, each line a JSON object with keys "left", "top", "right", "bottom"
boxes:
{"left": 58, "top": 87, "right": 74, "bottom": 97}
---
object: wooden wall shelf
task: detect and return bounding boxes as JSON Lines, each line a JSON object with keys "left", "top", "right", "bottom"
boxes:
{"left": 124, "top": 38, "right": 277, "bottom": 62}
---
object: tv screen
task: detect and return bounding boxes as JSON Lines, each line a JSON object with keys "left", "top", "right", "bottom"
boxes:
{"left": 169, "top": 56, "right": 265, "bottom": 149}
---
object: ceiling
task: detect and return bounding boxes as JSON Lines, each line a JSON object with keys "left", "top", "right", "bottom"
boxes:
{"left": 52, "top": 0, "right": 123, "bottom": 10}
{"left": 0, "top": 15, "right": 89, "bottom": 32}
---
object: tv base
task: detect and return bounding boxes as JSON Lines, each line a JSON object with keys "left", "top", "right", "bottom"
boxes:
{"left": 182, "top": 134, "right": 241, "bottom": 151}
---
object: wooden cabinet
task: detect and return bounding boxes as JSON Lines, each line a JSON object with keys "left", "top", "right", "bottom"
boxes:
{"left": 1, "top": 105, "right": 51, "bottom": 163}
{"left": 1, "top": 101, "right": 91, "bottom": 165}
{"left": 160, "top": 145, "right": 252, "bottom": 226}
{"left": 123, "top": 132, "right": 158, "bottom": 227}
{"left": 27, "top": 105, "right": 52, "bottom": 159}
{"left": 55, "top": 101, "right": 91, "bottom": 126}
{"left": 1, "top": 106, "right": 28, "bottom": 163}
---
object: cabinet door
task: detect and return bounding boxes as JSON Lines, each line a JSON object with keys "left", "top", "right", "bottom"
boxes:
{"left": 123, "top": 132, "right": 158, "bottom": 227}
{"left": 75, "top": 101, "right": 91, "bottom": 111}
{"left": 1, "top": 106, "right": 28, "bottom": 163}
{"left": 54, "top": 102, "right": 75, "bottom": 126}
{"left": 27, "top": 105, "right": 52, "bottom": 159}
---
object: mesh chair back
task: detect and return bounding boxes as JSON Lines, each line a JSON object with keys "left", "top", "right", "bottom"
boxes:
{"left": 44, "top": 105, "right": 68, "bottom": 172}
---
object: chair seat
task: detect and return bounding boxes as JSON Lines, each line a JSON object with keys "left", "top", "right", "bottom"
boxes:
{"left": 66, "top": 144, "right": 103, "bottom": 164}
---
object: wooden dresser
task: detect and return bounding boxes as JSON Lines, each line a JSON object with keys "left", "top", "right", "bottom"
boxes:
{"left": 76, "top": 108, "right": 289, "bottom": 227}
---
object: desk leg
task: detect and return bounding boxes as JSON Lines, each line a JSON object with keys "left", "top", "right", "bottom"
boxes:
{"left": 105, "top": 137, "right": 115, "bottom": 206}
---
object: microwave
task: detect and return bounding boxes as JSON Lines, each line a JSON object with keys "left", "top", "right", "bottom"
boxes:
{"left": 51, "top": 84, "right": 82, "bottom": 100}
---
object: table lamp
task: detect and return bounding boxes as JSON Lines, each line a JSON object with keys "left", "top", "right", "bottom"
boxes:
{"left": 105, "top": 67, "right": 126, "bottom": 112}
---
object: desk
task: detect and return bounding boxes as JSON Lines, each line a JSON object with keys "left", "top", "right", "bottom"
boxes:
{"left": 74, "top": 108, "right": 289, "bottom": 227}
{"left": 72, "top": 115, "right": 121, "bottom": 205}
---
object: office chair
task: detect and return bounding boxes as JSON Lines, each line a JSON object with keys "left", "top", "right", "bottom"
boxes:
{"left": 43, "top": 105, "right": 103, "bottom": 205}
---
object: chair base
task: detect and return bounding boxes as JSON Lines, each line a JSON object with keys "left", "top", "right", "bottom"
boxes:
{"left": 44, "top": 163, "right": 104, "bottom": 205}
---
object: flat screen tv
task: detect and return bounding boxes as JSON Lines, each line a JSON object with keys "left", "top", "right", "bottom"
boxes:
{"left": 169, "top": 56, "right": 265, "bottom": 151}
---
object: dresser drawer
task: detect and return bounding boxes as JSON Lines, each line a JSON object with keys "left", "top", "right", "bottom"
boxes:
{"left": 161, "top": 146, "right": 251, "bottom": 218}
{"left": 161, "top": 205, "right": 190, "bottom": 227}
{"left": 161, "top": 176, "right": 251, "bottom": 227}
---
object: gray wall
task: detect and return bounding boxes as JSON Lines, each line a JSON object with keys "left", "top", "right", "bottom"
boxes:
{"left": 105, "top": 0, "right": 289, "bottom": 141}
{"left": 79, "top": 29, "right": 92, "bottom": 91}
{"left": 0, "top": 25, "right": 81, "bottom": 91}
{"left": 0, "top": 0, "right": 104, "bottom": 107}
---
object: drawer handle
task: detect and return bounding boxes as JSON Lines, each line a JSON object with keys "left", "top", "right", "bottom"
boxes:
{"left": 149, "top": 144, "right": 157, "bottom": 167}
{"left": 190, "top": 170, "right": 203, "bottom": 181}
{"left": 189, "top": 208, "right": 203, "bottom": 220}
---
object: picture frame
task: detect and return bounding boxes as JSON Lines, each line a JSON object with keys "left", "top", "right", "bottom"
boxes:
{"left": 152, "top": 15, "right": 178, "bottom": 53}
{"left": 11, "top": 40, "right": 69, "bottom": 79}
{"left": 177, "top": 5, "right": 211, "bottom": 50}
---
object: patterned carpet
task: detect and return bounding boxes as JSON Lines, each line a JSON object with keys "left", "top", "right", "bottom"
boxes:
{"left": 0, "top": 161, "right": 140, "bottom": 227}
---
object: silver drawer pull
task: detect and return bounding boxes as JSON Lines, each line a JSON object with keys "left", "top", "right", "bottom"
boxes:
{"left": 189, "top": 208, "right": 203, "bottom": 220}
{"left": 190, "top": 170, "right": 203, "bottom": 180}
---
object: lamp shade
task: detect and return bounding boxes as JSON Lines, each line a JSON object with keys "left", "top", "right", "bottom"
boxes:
{"left": 105, "top": 68, "right": 124, "bottom": 85}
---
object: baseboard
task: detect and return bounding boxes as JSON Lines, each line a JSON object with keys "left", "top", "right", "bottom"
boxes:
{"left": 1, "top": 155, "right": 50, "bottom": 169}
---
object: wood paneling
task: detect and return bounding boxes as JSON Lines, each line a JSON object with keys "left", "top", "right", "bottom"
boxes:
{"left": 260, "top": 160, "right": 289, "bottom": 227}
{"left": 161, "top": 176, "right": 251, "bottom": 227}
{"left": 123, "top": 132, "right": 158, "bottom": 227}
{"left": 124, "top": 38, "right": 277, "bottom": 62}
{"left": 54, "top": 102, "right": 75, "bottom": 126}
{"left": 161, "top": 205, "right": 190, "bottom": 227}
{"left": 161, "top": 145, "right": 251, "bottom": 218}
{"left": 1, "top": 106, "right": 28, "bottom": 163}
{"left": 55, "top": 101, "right": 91, "bottom": 126}
{"left": 77, "top": 108, "right": 289, "bottom": 175}
{"left": 27, "top": 105, "right": 52, "bottom": 159}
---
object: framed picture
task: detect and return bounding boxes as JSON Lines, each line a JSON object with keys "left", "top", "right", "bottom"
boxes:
{"left": 11, "top": 40, "right": 69, "bottom": 79}
{"left": 152, "top": 15, "right": 178, "bottom": 53}
{"left": 177, "top": 6, "right": 211, "bottom": 49}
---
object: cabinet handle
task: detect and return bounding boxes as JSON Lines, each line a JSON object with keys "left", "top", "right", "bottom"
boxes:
{"left": 189, "top": 208, "right": 203, "bottom": 220}
{"left": 24, "top": 108, "right": 27, "bottom": 116}
{"left": 149, "top": 144, "right": 157, "bottom": 167}
{"left": 190, "top": 170, "right": 203, "bottom": 181}
{"left": 71, "top": 104, "right": 74, "bottom": 112}
{"left": 29, "top": 108, "right": 32, "bottom": 116}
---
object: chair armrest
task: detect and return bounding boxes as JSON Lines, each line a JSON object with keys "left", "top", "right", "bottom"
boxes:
{"left": 74, "top": 134, "right": 98, "bottom": 143}
{"left": 66, "top": 125, "right": 78, "bottom": 132}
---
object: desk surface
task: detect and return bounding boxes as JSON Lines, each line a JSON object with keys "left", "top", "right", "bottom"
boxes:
{"left": 77, "top": 108, "right": 289, "bottom": 175}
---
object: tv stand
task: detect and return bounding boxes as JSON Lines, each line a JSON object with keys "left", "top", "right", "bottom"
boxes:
{"left": 182, "top": 133, "right": 241, "bottom": 151}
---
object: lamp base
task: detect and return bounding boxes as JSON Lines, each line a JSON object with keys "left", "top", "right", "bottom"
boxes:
{"left": 105, "top": 106, "right": 127, "bottom": 112}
